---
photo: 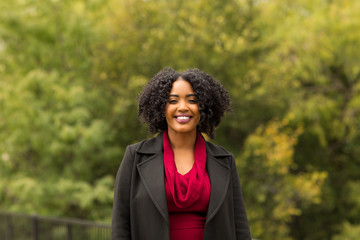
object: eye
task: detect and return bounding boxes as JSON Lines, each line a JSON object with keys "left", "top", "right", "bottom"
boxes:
{"left": 188, "top": 99, "right": 198, "bottom": 104}
{"left": 168, "top": 99, "right": 178, "bottom": 104}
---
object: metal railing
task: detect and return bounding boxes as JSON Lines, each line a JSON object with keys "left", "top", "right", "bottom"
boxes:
{"left": 0, "top": 212, "right": 111, "bottom": 240}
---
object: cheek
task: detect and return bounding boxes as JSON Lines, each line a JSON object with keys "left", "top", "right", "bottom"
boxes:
{"left": 164, "top": 104, "right": 170, "bottom": 115}
{"left": 164, "top": 105, "right": 172, "bottom": 119}
{"left": 194, "top": 107, "right": 201, "bottom": 121}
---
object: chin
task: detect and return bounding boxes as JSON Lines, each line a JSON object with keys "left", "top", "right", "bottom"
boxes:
{"left": 170, "top": 127, "right": 196, "bottom": 134}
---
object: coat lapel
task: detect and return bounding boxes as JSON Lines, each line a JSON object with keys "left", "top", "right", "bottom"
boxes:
{"left": 136, "top": 134, "right": 169, "bottom": 224}
{"left": 205, "top": 145, "right": 231, "bottom": 224}
{"left": 135, "top": 133, "right": 232, "bottom": 226}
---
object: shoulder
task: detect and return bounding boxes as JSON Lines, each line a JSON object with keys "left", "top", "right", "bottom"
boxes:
{"left": 205, "top": 140, "right": 237, "bottom": 170}
{"left": 127, "top": 133, "right": 163, "bottom": 154}
{"left": 205, "top": 140, "right": 233, "bottom": 157}
{"left": 127, "top": 141, "right": 144, "bottom": 152}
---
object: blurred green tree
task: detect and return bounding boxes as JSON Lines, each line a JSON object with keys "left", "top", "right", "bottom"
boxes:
{"left": 0, "top": 0, "right": 147, "bottom": 221}
{"left": 0, "top": 0, "right": 359, "bottom": 239}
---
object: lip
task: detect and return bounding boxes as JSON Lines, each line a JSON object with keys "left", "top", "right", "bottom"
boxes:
{"left": 174, "top": 114, "right": 192, "bottom": 123}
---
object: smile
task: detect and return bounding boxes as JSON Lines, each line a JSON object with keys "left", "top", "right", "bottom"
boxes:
{"left": 176, "top": 116, "right": 190, "bottom": 120}
{"left": 175, "top": 115, "right": 192, "bottom": 123}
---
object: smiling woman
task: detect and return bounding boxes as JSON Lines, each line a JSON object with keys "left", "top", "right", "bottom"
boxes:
{"left": 165, "top": 79, "right": 200, "bottom": 137}
{"left": 111, "top": 68, "right": 251, "bottom": 240}
{"left": 137, "top": 68, "right": 232, "bottom": 139}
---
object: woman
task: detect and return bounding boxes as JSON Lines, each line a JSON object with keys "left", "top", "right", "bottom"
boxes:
{"left": 111, "top": 68, "right": 251, "bottom": 240}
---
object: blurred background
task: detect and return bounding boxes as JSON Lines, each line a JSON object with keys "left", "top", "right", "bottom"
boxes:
{"left": 0, "top": 0, "right": 359, "bottom": 239}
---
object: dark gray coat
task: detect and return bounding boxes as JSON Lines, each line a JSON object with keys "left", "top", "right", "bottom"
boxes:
{"left": 111, "top": 133, "right": 251, "bottom": 240}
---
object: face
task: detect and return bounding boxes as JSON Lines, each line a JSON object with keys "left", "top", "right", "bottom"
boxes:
{"left": 165, "top": 78, "right": 200, "bottom": 136}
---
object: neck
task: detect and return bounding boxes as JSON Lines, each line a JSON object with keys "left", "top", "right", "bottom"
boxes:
{"left": 167, "top": 129, "right": 197, "bottom": 150}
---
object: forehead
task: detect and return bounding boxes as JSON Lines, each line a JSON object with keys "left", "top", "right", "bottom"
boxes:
{"left": 169, "top": 78, "right": 195, "bottom": 94}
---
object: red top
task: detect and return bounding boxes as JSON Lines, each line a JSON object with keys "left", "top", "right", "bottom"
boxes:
{"left": 163, "top": 131, "right": 211, "bottom": 240}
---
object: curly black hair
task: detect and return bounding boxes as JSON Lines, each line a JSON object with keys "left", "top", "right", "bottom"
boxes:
{"left": 138, "top": 67, "right": 231, "bottom": 138}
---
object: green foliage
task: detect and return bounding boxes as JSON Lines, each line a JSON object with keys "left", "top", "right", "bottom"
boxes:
{"left": 239, "top": 119, "right": 326, "bottom": 239}
{"left": 1, "top": 0, "right": 360, "bottom": 239}
{"left": 333, "top": 222, "right": 360, "bottom": 240}
{"left": 0, "top": 0, "right": 146, "bottom": 222}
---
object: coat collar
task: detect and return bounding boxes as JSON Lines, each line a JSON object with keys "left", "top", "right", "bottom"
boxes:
{"left": 135, "top": 132, "right": 232, "bottom": 225}
{"left": 136, "top": 132, "right": 232, "bottom": 157}
{"left": 136, "top": 133, "right": 163, "bottom": 154}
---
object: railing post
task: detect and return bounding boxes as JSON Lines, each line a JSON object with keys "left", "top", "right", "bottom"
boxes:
{"left": 32, "top": 215, "right": 38, "bottom": 240}
{"left": 67, "top": 224, "right": 72, "bottom": 240}
{"left": 7, "top": 214, "right": 13, "bottom": 240}
{"left": 0, "top": 212, "right": 111, "bottom": 239}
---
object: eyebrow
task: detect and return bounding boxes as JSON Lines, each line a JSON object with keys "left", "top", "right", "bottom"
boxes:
{"left": 168, "top": 94, "right": 197, "bottom": 98}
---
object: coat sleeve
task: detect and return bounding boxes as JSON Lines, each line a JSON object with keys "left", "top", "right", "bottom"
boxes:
{"left": 111, "top": 146, "right": 134, "bottom": 240}
{"left": 230, "top": 154, "right": 252, "bottom": 240}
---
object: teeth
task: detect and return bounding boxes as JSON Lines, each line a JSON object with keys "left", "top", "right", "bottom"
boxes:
{"left": 177, "top": 116, "right": 190, "bottom": 120}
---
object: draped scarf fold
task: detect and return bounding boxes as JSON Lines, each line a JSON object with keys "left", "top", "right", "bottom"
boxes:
{"left": 163, "top": 131, "right": 208, "bottom": 208}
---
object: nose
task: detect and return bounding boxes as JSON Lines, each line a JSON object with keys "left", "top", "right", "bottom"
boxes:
{"left": 178, "top": 99, "right": 188, "bottom": 112}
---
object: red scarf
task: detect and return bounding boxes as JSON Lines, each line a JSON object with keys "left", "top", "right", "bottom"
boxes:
{"left": 163, "top": 131, "right": 208, "bottom": 208}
